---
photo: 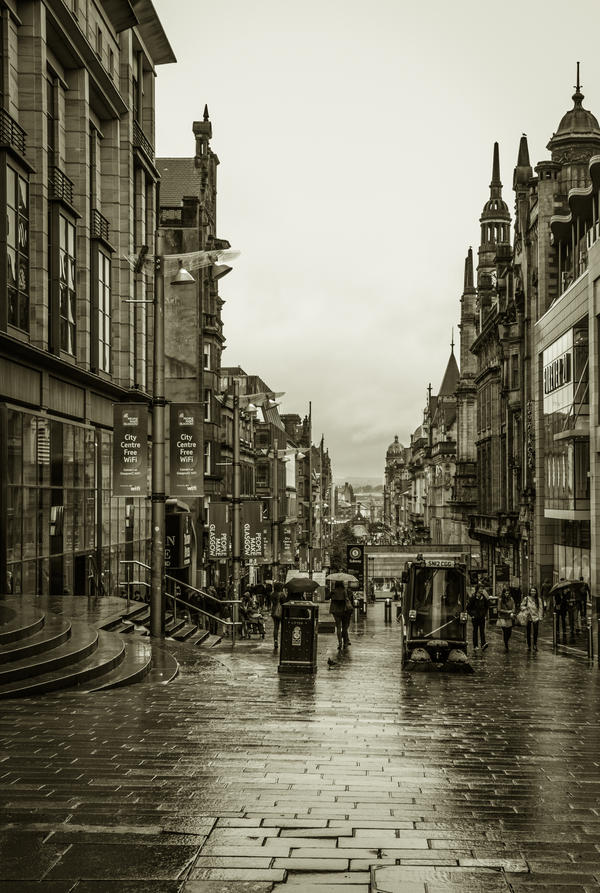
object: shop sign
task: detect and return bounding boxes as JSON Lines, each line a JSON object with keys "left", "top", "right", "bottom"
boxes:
{"left": 208, "top": 503, "right": 230, "bottom": 559}
{"left": 241, "top": 501, "right": 264, "bottom": 558}
{"left": 112, "top": 404, "right": 148, "bottom": 497}
{"left": 170, "top": 403, "right": 203, "bottom": 497}
{"left": 165, "top": 512, "right": 192, "bottom": 568}
{"left": 543, "top": 351, "right": 571, "bottom": 394}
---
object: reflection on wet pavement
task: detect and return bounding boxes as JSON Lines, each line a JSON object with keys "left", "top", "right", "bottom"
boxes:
{"left": 1, "top": 602, "right": 600, "bottom": 890}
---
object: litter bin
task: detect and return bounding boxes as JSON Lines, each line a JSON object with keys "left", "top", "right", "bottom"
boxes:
{"left": 279, "top": 600, "right": 319, "bottom": 674}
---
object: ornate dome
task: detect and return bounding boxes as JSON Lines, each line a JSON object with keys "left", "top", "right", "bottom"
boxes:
{"left": 386, "top": 435, "right": 404, "bottom": 460}
{"left": 555, "top": 89, "right": 600, "bottom": 138}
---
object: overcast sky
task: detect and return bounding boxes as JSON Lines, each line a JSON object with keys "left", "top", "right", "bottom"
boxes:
{"left": 153, "top": 0, "right": 600, "bottom": 481}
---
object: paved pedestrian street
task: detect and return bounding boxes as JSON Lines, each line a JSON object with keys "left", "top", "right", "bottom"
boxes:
{"left": 2, "top": 603, "right": 600, "bottom": 892}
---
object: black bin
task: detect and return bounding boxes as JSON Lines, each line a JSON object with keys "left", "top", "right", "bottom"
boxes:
{"left": 278, "top": 600, "right": 319, "bottom": 674}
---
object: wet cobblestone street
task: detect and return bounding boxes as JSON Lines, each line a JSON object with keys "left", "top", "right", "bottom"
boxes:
{"left": 2, "top": 603, "right": 600, "bottom": 891}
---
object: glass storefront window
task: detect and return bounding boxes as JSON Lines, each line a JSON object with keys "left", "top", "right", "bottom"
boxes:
{"left": 63, "top": 424, "right": 74, "bottom": 488}
{"left": 22, "top": 488, "right": 36, "bottom": 560}
{"left": 23, "top": 414, "right": 37, "bottom": 486}
{"left": 84, "top": 429, "right": 95, "bottom": 489}
{"left": 8, "top": 411, "right": 22, "bottom": 484}
{"left": 7, "top": 487, "right": 22, "bottom": 562}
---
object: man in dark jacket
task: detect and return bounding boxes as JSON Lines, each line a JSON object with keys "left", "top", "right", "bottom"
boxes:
{"left": 467, "top": 584, "right": 490, "bottom": 651}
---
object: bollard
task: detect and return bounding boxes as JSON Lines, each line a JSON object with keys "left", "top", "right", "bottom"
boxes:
{"left": 384, "top": 598, "right": 392, "bottom": 623}
{"left": 552, "top": 611, "right": 557, "bottom": 649}
{"left": 587, "top": 616, "right": 594, "bottom": 661}
{"left": 361, "top": 597, "right": 367, "bottom": 617}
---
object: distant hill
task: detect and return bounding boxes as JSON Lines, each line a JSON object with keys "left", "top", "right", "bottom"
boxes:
{"left": 335, "top": 477, "right": 383, "bottom": 490}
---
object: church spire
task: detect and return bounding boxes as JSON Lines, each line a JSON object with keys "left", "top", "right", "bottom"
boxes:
{"left": 490, "top": 141, "right": 502, "bottom": 198}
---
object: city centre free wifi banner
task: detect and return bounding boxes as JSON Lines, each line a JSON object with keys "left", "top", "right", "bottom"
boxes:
{"left": 112, "top": 404, "right": 149, "bottom": 497}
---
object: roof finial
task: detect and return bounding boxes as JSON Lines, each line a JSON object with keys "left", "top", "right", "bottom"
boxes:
{"left": 451, "top": 328, "right": 455, "bottom": 354}
{"left": 203, "top": 104, "right": 210, "bottom": 121}
{"left": 572, "top": 61, "right": 584, "bottom": 106}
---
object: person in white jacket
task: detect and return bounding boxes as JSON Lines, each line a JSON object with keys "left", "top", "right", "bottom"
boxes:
{"left": 522, "top": 586, "right": 544, "bottom": 652}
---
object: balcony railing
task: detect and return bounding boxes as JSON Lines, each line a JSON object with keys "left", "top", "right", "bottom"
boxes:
{"left": 0, "top": 107, "right": 26, "bottom": 155}
{"left": 91, "top": 208, "right": 110, "bottom": 242}
{"left": 133, "top": 120, "right": 154, "bottom": 163}
{"left": 49, "top": 165, "right": 74, "bottom": 205}
{"left": 0, "top": 109, "right": 25, "bottom": 155}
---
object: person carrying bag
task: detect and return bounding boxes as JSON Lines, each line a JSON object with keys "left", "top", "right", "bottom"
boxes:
{"left": 497, "top": 587, "right": 515, "bottom": 651}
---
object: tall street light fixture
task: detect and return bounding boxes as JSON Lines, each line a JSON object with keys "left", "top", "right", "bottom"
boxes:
{"left": 144, "top": 233, "right": 237, "bottom": 638}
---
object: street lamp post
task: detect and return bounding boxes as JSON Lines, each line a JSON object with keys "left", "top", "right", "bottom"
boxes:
{"left": 307, "top": 401, "right": 313, "bottom": 579}
{"left": 231, "top": 380, "right": 241, "bottom": 644}
{"left": 150, "top": 230, "right": 166, "bottom": 638}
{"left": 271, "top": 448, "right": 279, "bottom": 582}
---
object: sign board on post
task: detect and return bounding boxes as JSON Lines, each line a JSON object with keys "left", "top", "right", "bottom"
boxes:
{"left": 208, "top": 503, "right": 231, "bottom": 559}
{"left": 241, "top": 501, "right": 264, "bottom": 558}
{"left": 165, "top": 512, "right": 192, "bottom": 569}
{"left": 170, "top": 403, "right": 203, "bottom": 497}
{"left": 346, "top": 544, "right": 365, "bottom": 591}
{"left": 112, "top": 404, "right": 148, "bottom": 497}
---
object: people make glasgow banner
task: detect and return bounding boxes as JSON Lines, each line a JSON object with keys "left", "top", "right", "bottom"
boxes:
{"left": 208, "top": 503, "right": 231, "bottom": 559}
{"left": 241, "top": 501, "right": 264, "bottom": 558}
{"left": 208, "top": 501, "right": 265, "bottom": 559}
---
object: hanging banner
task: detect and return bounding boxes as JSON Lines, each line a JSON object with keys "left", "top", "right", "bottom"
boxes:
{"left": 208, "top": 503, "right": 231, "bottom": 559}
{"left": 112, "top": 404, "right": 148, "bottom": 497}
{"left": 281, "top": 523, "right": 296, "bottom": 564}
{"left": 261, "top": 522, "right": 272, "bottom": 564}
{"left": 242, "top": 501, "right": 264, "bottom": 558}
{"left": 170, "top": 403, "right": 203, "bottom": 497}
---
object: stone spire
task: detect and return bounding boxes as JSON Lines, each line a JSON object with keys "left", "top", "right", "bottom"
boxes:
{"left": 514, "top": 134, "right": 533, "bottom": 190}
{"left": 490, "top": 141, "right": 502, "bottom": 198}
{"left": 464, "top": 246, "right": 474, "bottom": 291}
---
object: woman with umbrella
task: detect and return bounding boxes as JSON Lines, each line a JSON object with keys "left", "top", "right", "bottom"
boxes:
{"left": 327, "top": 573, "right": 357, "bottom": 651}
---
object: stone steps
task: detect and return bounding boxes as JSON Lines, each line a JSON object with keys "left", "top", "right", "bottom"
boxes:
{"left": 0, "top": 598, "right": 176, "bottom": 698}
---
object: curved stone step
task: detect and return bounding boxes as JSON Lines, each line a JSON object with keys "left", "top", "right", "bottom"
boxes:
{"left": 0, "top": 621, "right": 99, "bottom": 684}
{"left": 0, "top": 630, "right": 126, "bottom": 698}
{"left": 0, "top": 616, "right": 71, "bottom": 664}
{"left": 86, "top": 636, "right": 154, "bottom": 691}
{"left": 0, "top": 602, "right": 45, "bottom": 644}
{"left": 144, "top": 644, "right": 179, "bottom": 685}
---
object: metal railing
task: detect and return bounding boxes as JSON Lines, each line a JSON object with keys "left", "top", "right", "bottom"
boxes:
{"left": 119, "top": 559, "right": 241, "bottom": 645}
{"left": 49, "top": 165, "right": 74, "bottom": 205}
{"left": 133, "top": 120, "right": 154, "bottom": 163}
{"left": 91, "top": 208, "right": 110, "bottom": 242}
{"left": 0, "top": 107, "right": 26, "bottom": 155}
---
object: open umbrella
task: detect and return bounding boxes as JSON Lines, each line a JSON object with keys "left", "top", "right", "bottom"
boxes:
{"left": 286, "top": 577, "right": 320, "bottom": 595}
{"left": 326, "top": 572, "right": 359, "bottom": 584}
{"left": 549, "top": 579, "right": 585, "bottom": 595}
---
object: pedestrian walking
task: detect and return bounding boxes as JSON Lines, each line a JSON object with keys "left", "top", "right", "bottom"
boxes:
{"left": 270, "top": 581, "right": 286, "bottom": 651}
{"left": 498, "top": 587, "right": 516, "bottom": 650}
{"left": 467, "top": 583, "right": 490, "bottom": 651}
{"left": 521, "top": 585, "right": 544, "bottom": 652}
{"left": 576, "top": 577, "right": 588, "bottom": 634}
{"left": 329, "top": 580, "right": 352, "bottom": 650}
